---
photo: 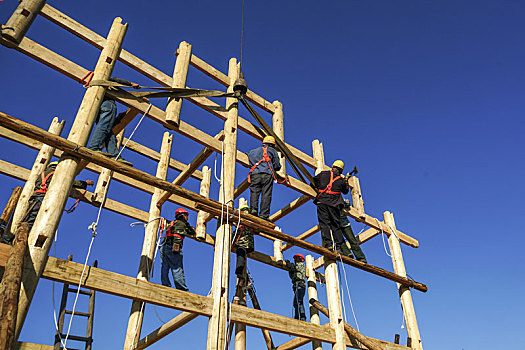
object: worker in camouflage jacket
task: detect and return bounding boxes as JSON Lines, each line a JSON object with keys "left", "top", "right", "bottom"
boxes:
{"left": 160, "top": 208, "right": 195, "bottom": 291}
{"left": 285, "top": 253, "right": 307, "bottom": 321}
{"left": 232, "top": 204, "right": 255, "bottom": 278}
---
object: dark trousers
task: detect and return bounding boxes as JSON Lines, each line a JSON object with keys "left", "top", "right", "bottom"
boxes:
{"left": 1, "top": 196, "right": 42, "bottom": 245}
{"left": 235, "top": 247, "right": 249, "bottom": 276}
{"left": 317, "top": 203, "right": 344, "bottom": 249}
{"left": 249, "top": 173, "right": 274, "bottom": 219}
{"left": 292, "top": 284, "right": 306, "bottom": 321}
{"left": 342, "top": 225, "right": 367, "bottom": 262}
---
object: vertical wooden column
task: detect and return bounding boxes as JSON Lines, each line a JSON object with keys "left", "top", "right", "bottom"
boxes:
{"left": 206, "top": 58, "right": 239, "bottom": 350}
{"left": 312, "top": 140, "right": 327, "bottom": 175}
{"left": 124, "top": 132, "right": 173, "bottom": 349}
{"left": 93, "top": 128, "right": 125, "bottom": 203}
{"left": 10, "top": 118, "right": 64, "bottom": 235}
{"left": 85, "top": 260, "right": 97, "bottom": 350}
{"left": 196, "top": 166, "right": 212, "bottom": 240}
{"left": 383, "top": 211, "right": 422, "bottom": 350}
{"left": 1, "top": 0, "right": 46, "bottom": 44}
{"left": 272, "top": 100, "right": 286, "bottom": 177}
{"left": 324, "top": 258, "right": 345, "bottom": 350}
{"left": 54, "top": 255, "right": 73, "bottom": 350}
{"left": 273, "top": 237, "right": 283, "bottom": 262}
{"left": 349, "top": 177, "right": 365, "bottom": 219}
{"left": 305, "top": 255, "right": 322, "bottom": 350}
{"left": 0, "top": 187, "right": 22, "bottom": 233}
{"left": 166, "top": 41, "right": 192, "bottom": 125}
{"left": 234, "top": 270, "right": 247, "bottom": 350}
{"left": 15, "top": 17, "right": 127, "bottom": 338}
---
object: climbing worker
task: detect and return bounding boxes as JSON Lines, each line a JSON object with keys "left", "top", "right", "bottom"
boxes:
{"left": 0, "top": 161, "right": 94, "bottom": 244}
{"left": 285, "top": 253, "right": 307, "bottom": 321}
{"left": 247, "top": 135, "right": 282, "bottom": 220}
{"left": 232, "top": 204, "right": 255, "bottom": 278}
{"left": 340, "top": 199, "right": 367, "bottom": 263}
{"left": 313, "top": 160, "right": 352, "bottom": 256}
{"left": 160, "top": 208, "right": 195, "bottom": 292}
{"left": 87, "top": 77, "right": 140, "bottom": 167}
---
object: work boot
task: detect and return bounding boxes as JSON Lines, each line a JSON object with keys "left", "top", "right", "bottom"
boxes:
{"left": 94, "top": 150, "right": 113, "bottom": 157}
{"left": 115, "top": 157, "right": 133, "bottom": 167}
{"left": 358, "top": 258, "right": 368, "bottom": 264}
{"left": 338, "top": 244, "right": 354, "bottom": 258}
{"left": 322, "top": 239, "right": 333, "bottom": 250}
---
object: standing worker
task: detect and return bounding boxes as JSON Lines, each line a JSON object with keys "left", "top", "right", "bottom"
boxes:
{"left": 87, "top": 77, "right": 140, "bottom": 167}
{"left": 0, "top": 161, "right": 94, "bottom": 244}
{"left": 313, "top": 160, "right": 352, "bottom": 256}
{"left": 340, "top": 199, "right": 367, "bottom": 263}
{"left": 160, "top": 208, "right": 195, "bottom": 291}
{"left": 247, "top": 136, "right": 282, "bottom": 220}
{"left": 285, "top": 253, "right": 307, "bottom": 321}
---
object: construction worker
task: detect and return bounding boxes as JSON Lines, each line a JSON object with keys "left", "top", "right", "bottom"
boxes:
{"left": 313, "top": 160, "right": 352, "bottom": 256}
{"left": 232, "top": 204, "right": 255, "bottom": 278}
{"left": 341, "top": 199, "right": 367, "bottom": 263}
{"left": 87, "top": 77, "right": 140, "bottom": 167}
{"left": 160, "top": 208, "right": 195, "bottom": 291}
{"left": 247, "top": 135, "right": 281, "bottom": 220}
{"left": 285, "top": 253, "right": 307, "bottom": 321}
{"left": 0, "top": 161, "right": 94, "bottom": 244}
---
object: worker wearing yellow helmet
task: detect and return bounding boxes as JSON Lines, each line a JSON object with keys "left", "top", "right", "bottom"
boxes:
{"left": 312, "top": 160, "right": 352, "bottom": 256}
{"left": 246, "top": 135, "right": 281, "bottom": 220}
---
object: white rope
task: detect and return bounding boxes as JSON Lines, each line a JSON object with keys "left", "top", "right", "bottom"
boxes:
{"left": 117, "top": 104, "right": 152, "bottom": 160}
{"left": 337, "top": 258, "right": 360, "bottom": 332}
{"left": 376, "top": 218, "right": 392, "bottom": 258}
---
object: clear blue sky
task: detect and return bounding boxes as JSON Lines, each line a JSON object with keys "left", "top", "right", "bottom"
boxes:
{"left": 1, "top": 1, "right": 524, "bottom": 349}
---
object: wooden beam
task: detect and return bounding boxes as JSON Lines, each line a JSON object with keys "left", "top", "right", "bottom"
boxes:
{"left": 0, "top": 187, "right": 22, "bottom": 230}
{"left": 1, "top": 0, "right": 46, "bottom": 43}
{"left": 269, "top": 194, "right": 310, "bottom": 222}
{"left": 15, "top": 342, "right": 54, "bottom": 350}
{"left": 349, "top": 176, "right": 365, "bottom": 219}
{"left": 281, "top": 225, "right": 320, "bottom": 252}
{"left": 134, "top": 312, "right": 198, "bottom": 350}
{"left": 272, "top": 100, "right": 286, "bottom": 177}
{"left": 195, "top": 166, "right": 212, "bottom": 240}
{"left": 165, "top": 41, "right": 192, "bottom": 125}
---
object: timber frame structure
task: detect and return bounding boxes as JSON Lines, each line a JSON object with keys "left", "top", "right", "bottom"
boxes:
{"left": 0, "top": 1, "right": 426, "bottom": 349}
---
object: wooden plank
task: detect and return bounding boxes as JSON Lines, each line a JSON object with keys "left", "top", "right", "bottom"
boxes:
{"left": 134, "top": 312, "right": 198, "bottom": 350}
{"left": 281, "top": 225, "right": 320, "bottom": 252}
{"left": 269, "top": 194, "right": 310, "bottom": 222}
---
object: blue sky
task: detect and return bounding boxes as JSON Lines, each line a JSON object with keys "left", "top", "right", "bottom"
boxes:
{"left": 1, "top": 0, "right": 524, "bottom": 349}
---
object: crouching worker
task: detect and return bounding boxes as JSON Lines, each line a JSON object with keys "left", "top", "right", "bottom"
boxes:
{"left": 0, "top": 161, "right": 94, "bottom": 244}
{"left": 285, "top": 253, "right": 307, "bottom": 321}
{"left": 160, "top": 208, "right": 195, "bottom": 291}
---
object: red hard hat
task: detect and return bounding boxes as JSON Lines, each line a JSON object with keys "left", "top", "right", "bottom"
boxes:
{"left": 293, "top": 253, "right": 305, "bottom": 261}
{"left": 175, "top": 208, "right": 189, "bottom": 217}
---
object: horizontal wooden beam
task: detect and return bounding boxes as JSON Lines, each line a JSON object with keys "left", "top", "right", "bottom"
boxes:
{"left": 134, "top": 312, "right": 198, "bottom": 350}
{"left": 41, "top": 257, "right": 336, "bottom": 343}
{"left": 269, "top": 194, "right": 310, "bottom": 222}
{"left": 281, "top": 225, "right": 320, "bottom": 252}
{"left": 15, "top": 342, "right": 53, "bottom": 350}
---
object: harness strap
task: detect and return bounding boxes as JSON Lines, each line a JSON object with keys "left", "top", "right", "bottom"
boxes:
{"left": 247, "top": 146, "right": 290, "bottom": 186}
{"left": 34, "top": 170, "right": 55, "bottom": 194}
{"left": 318, "top": 171, "right": 342, "bottom": 195}
{"left": 65, "top": 189, "right": 87, "bottom": 214}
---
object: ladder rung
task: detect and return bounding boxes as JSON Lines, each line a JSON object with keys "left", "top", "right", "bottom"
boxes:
{"left": 60, "top": 334, "right": 92, "bottom": 343}
{"left": 65, "top": 310, "right": 91, "bottom": 317}
{"left": 67, "top": 288, "right": 92, "bottom": 296}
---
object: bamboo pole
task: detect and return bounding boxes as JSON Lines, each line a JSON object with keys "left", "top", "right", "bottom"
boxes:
{"left": 324, "top": 258, "right": 345, "bottom": 350}
{"left": 9, "top": 118, "right": 64, "bottom": 238}
{"left": 165, "top": 41, "right": 192, "bottom": 125}
{"left": 0, "top": 187, "right": 22, "bottom": 237}
{"left": 384, "top": 211, "right": 423, "bottom": 350}
{"left": 1, "top": 0, "right": 46, "bottom": 44}
{"left": 305, "top": 255, "right": 322, "bottom": 350}
{"left": 0, "top": 222, "right": 30, "bottom": 350}
{"left": 196, "top": 166, "right": 212, "bottom": 240}
{"left": 124, "top": 132, "right": 173, "bottom": 349}
{"left": 93, "top": 128, "right": 125, "bottom": 203}
{"left": 14, "top": 17, "right": 128, "bottom": 338}
{"left": 207, "top": 58, "right": 239, "bottom": 350}
{"left": 272, "top": 100, "right": 286, "bottom": 177}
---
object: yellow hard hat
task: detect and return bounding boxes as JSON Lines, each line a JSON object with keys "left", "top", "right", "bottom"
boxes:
{"left": 239, "top": 204, "right": 250, "bottom": 212}
{"left": 263, "top": 136, "right": 276, "bottom": 145}
{"left": 332, "top": 160, "right": 344, "bottom": 170}
{"left": 48, "top": 161, "right": 59, "bottom": 167}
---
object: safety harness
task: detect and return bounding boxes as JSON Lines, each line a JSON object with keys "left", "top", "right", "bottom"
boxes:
{"left": 247, "top": 146, "right": 290, "bottom": 186}
{"left": 318, "top": 170, "right": 342, "bottom": 195}
{"left": 163, "top": 220, "right": 186, "bottom": 253}
{"left": 34, "top": 170, "right": 55, "bottom": 194}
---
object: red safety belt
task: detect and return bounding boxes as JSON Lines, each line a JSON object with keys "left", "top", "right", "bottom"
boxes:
{"left": 34, "top": 171, "right": 55, "bottom": 194}
{"left": 165, "top": 220, "right": 184, "bottom": 241}
{"left": 247, "top": 146, "right": 290, "bottom": 186}
{"left": 318, "top": 171, "right": 342, "bottom": 195}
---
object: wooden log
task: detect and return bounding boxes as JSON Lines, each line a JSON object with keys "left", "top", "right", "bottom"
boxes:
{"left": 207, "top": 58, "right": 240, "bottom": 350}
{"left": 1, "top": 0, "right": 46, "bottom": 44}
{"left": 0, "top": 222, "right": 30, "bottom": 350}
{"left": 323, "top": 258, "right": 345, "bottom": 350}
{"left": 93, "top": 128, "right": 125, "bottom": 203}
{"left": 16, "top": 342, "right": 54, "bottom": 350}
{"left": 157, "top": 131, "right": 223, "bottom": 206}
{"left": 269, "top": 194, "right": 310, "bottom": 222}
{"left": 195, "top": 166, "right": 212, "bottom": 240}
{"left": 349, "top": 176, "right": 365, "bottom": 219}
{"left": 246, "top": 284, "right": 275, "bottom": 350}
{"left": 165, "top": 41, "right": 192, "bottom": 125}
{"left": 305, "top": 255, "right": 322, "bottom": 350}
{"left": 134, "top": 312, "right": 198, "bottom": 350}
{"left": 9, "top": 118, "right": 64, "bottom": 240}
{"left": 384, "top": 212, "right": 423, "bottom": 350}
{"left": 0, "top": 113, "right": 427, "bottom": 292}
{"left": 311, "top": 140, "right": 328, "bottom": 175}
{"left": 281, "top": 225, "right": 320, "bottom": 252}
{"left": 0, "top": 187, "right": 22, "bottom": 234}
{"left": 124, "top": 132, "right": 173, "bottom": 348}
{"left": 273, "top": 237, "right": 283, "bottom": 262}
{"left": 272, "top": 100, "right": 286, "bottom": 177}
{"left": 203, "top": 178, "right": 250, "bottom": 224}
{"left": 14, "top": 17, "right": 128, "bottom": 338}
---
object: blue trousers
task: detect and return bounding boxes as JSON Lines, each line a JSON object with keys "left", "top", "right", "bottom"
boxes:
{"left": 292, "top": 284, "right": 306, "bottom": 321}
{"left": 87, "top": 99, "right": 119, "bottom": 156}
{"left": 160, "top": 244, "right": 189, "bottom": 291}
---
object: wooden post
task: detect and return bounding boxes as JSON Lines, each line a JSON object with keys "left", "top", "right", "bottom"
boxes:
{"left": 85, "top": 260, "right": 97, "bottom": 350}
{"left": 0, "top": 222, "right": 30, "bottom": 350}
{"left": 272, "top": 100, "right": 286, "bottom": 177}
{"left": 324, "top": 258, "right": 345, "bottom": 350}
{"left": 15, "top": 17, "right": 127, "bottom": 338}
{"left": 0, "top": 187, "right": 22, "bottom": 235}
{"left": 124, "top": 132, "right": 173, "bottom": 349}
{"left": 234, "top": 268, "right": 247, "bottom": 350}
{"left": 206, "top": 58, "right": 239, "bottom": 350}
{"left": 93, "top": 128, "right": 125, "bottom": 203}
{"left": 1, "top": 0, "right": 46, "bottom": 44}
{"left": 9, "top": 118, "right": 64, "bottom": 236}
{"left": 54, "top": 255, "right": 72, "bottom": 350}
{"left": 312, "top": 140, "right": 327, "bottom": 175}
{"left": 305, "top": 255, "right": 322, "bottom": 350}
{"left": 165, "top": 41, "right": 192, "bottom": 125}
{"left": 383, "top": 211, "right": 422, "bottom": 350}
{"left": 246, "top": 285, "right": 275, "bottom": 350}
{"left": 349, "top": 176, "right": 365, "bottom": 219}
{"left": 273, "top": 236, "right": 283, "bottom": 262}
{"left": 195, "top": 166, "right": 212, "bottom": 240}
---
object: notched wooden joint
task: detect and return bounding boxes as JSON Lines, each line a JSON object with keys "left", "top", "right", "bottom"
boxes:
{"left": 40, "top": 157, "right": 47, "bottom": 164}
{"left": 21, "top": 8, "right": 31, "bottom": 17}
{"left": 106, "top": 57, "right": 113, "bottom": 64}
{"left": 35, "top": 234, "right": 47, "bottom": 248}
